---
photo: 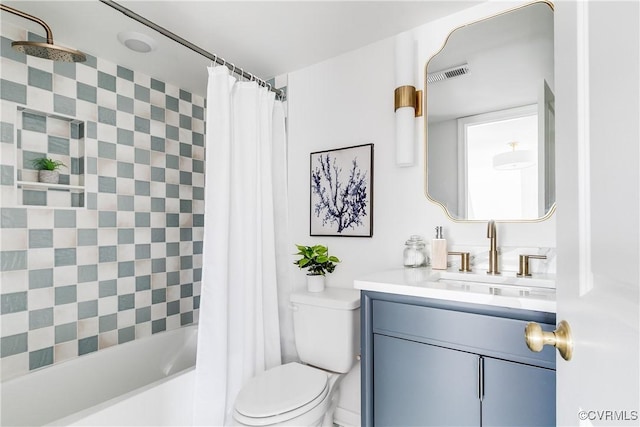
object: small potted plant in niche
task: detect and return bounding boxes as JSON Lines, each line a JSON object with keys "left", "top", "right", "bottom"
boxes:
{"left": 293, "top": 244, "right": 340, "bottom": 292}
{"left": 32, "top": 157, "right": 66, "bottom": 184}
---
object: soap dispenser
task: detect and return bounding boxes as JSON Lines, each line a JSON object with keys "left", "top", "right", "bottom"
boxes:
{"left": 431, "top": 226, "right": 448, "bottom": 270}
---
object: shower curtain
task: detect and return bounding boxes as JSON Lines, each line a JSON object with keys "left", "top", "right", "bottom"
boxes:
{"left": 193, "top": 66, "right": 290, "bottom": 426}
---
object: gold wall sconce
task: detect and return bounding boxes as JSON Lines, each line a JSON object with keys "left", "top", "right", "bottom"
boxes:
{"left": 394, "top": 32, "right": 423, "bottom": 167}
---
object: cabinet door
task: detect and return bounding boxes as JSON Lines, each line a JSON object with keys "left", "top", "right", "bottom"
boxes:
{"left": 482, "top": 358, "right": 555, "bottom": 426}
{"left": 374, "top": 334, "right": 480, "bottom": 426}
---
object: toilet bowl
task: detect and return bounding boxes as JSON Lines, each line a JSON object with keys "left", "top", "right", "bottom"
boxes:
{"left": 232, "top": 288, "right": 360, "bottom": 427}
{"left": 232, "top": 362, "right": 342, "bottom": 426}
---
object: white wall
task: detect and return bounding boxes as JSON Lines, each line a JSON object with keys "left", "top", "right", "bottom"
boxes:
{"left": 287, "top": 1, "right": 556, "bottom": 291}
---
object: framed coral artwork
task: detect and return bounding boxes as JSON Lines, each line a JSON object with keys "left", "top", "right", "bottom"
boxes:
{"left": 310, "top": 143, "right": 373, "bottom": 237}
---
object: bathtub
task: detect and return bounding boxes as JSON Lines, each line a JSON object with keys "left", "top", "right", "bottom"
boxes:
{"left": 1, "top": 325, "right": 197, "bottom": 426}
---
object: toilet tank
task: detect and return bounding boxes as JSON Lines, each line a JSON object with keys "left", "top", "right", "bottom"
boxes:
{"left": 290, "top": 288, "right": 360, "bottom": 373}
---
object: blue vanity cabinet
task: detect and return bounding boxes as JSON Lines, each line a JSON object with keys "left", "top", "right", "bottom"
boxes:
{"left": 361, "top": 291, "right": 557, "bottom": 427}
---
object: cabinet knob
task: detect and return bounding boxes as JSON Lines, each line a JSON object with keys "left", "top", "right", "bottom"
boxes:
{"left": 525, "top": 320, "right": 573, "bottom": 361}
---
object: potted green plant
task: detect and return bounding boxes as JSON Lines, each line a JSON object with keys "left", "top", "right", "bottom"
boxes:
{"left": 32, "top": 157, "right": 66, "bottom": 184}
{"left": 293, "top": 244, "right": 340, "bottom": 292}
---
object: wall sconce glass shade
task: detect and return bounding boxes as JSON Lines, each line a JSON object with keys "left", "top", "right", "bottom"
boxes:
{"left": 395, "top": 32, "right": 418, "bottom": 167}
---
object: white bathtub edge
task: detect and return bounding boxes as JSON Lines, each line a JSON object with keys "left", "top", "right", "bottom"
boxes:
{"left": 45, "top": 366, "right": 196, "bottom": 427}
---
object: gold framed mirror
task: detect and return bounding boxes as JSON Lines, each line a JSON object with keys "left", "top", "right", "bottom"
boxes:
{"left": 424, "top": 1, "right": 555, "bottom": 222}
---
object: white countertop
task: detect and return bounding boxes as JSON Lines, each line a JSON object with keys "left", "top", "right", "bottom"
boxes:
{"left": 354, "top": 267, "right": 556, "bottom": 313}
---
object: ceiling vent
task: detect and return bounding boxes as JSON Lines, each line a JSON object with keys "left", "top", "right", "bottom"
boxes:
{"left": 427, "top": 63, "right": 470, "bottom": 84}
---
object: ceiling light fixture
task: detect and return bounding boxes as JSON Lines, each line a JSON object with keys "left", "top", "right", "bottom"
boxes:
{"left": 117, "top": 31, "right": 157, "bottom": 53}
{"left": 493, "top": 142, "right": 536, "bottom": 170}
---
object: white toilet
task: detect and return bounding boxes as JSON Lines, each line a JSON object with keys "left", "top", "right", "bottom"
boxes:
{"left": 232, "top": 288, "right": 361, "bottom": 427}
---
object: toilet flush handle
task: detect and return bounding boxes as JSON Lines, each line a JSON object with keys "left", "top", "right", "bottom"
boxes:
{"left": 288, "top": 303, "right": 299, "bottom": 311}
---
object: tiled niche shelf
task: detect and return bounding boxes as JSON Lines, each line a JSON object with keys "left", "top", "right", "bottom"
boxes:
{"left": 15, "top": 107, "right": 86, "bottom": 208}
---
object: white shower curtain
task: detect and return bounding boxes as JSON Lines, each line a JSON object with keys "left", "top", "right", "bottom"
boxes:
{"left": 193, "top": 66, "right": 288, "bottom": 426}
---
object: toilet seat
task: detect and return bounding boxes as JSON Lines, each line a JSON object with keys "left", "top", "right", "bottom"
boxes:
{"left": 233, "top": 362, "right": 329, "bottom": 426}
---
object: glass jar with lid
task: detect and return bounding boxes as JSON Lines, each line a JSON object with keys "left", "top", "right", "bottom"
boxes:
{"left": 403, "top": 235, "right": 429, "bottom": 268}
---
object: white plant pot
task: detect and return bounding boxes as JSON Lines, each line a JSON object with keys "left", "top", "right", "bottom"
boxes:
{"left": 38, "top": 170, "right": 60, "bottom": 184}
{"left": 306, "top": 274, "right": 325, "bottom": 293}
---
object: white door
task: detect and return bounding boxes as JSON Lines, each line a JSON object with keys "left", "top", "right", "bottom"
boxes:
{"left": 555, "top": 2, "right": 639, "bottom": 425}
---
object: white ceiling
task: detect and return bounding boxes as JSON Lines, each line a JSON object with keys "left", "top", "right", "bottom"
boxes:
{"left": 2, "top": 1, "right": 483, "bottom": 97}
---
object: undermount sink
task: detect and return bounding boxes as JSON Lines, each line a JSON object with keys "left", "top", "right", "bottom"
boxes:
{"left": 425, "top": 270, "right": 555, "bottom": 298}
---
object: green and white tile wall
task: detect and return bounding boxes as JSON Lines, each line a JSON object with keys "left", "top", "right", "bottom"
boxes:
{"left": 0, "top": 25, "right": 204, "bottom": 381}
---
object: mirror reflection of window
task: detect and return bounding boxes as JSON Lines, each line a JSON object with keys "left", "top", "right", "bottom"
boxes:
{"left": 460, "top": 107, "right": 538, "bottom": 220}
{"left": 425, "top": 1, "right": 555, "bottom": 222}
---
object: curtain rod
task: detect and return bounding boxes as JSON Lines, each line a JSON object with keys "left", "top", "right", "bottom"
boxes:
{"left": 99, "top": 0, "right": 286, "bottom": 100}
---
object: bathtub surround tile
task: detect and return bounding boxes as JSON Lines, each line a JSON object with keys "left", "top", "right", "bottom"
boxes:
{"left": 53, "top": 94, "right": 76, "bottom": 116}
{"left": 54, "top": 210, "right": 76, "bottom": 228}
{"left": 118, "top": 325, "right": 135, "bottom": 344}
{"left": 166, "top": 271, "right": 180, "bottom": 286}
{"left": 117, "top": 95, "right": 134, "bottom": 114}
{"left": 29, "top": 268, "right": 53, "bottom": 289}
{"left": 54, "top": 340, "right": 77, "bottom": 364}
{"left": 180, "top": 312, "right": 193, "bottom": 326}
{"left": 77, "top": 228, "right": 98, "bottom": 246}
{"left": 78, "top": 335, "right": 98, "bottom": 355}
{"left": 29, "top": 229, "right": 53, "bottom": 248}
{"left": 54, "top": 248, "right": 77, "bottom": 267}
{"left": 29, "top": 307, "right": 54, "bottom": 330}
{"left": 1, "top": 332, "right": 28, "bottom": 358}
{"left": 166, "top": 300, "right": 180, "bottom": 317}
{"left": 55, "top": 285, "right": 77, "bottom": 305}
{"left": 136, "top": 307, "right": 151, "bottom": 324}
{"left": 180, "top": 283, "right": 193, "bottom": 298}
{"left": 117, "top": 66, "right": 134, "bottom": 82}
{"left": 98, "top": 279, "right": 118, "bottom": 298}
{"left": 1, "top": 292, "right": 27, "bottom": 315}
{"left": 98, "top": 211, "right": 117, "bottom": 228}
{"left": 29, "top": 346, "right": 53, "bottom": 370}
{"left": 98, "top": 245, "right": 117, "bottom": 263}
{"left": 136, "top": 275, "right": 151, "bottom": 291}
{"left": 77, "top": 81, "right": 97, "bottom": 103}
{"left": 28, "top": 67, "right": 53, "bottom": 91}
{"left": 99, "top": 313, "right": 117, "bottom": 332}
{"left": 117, "top": 307, "right": 135, "bottom": 328}
{"left": 118, "top": 293, "right": 135, "bottom": 311}
{"left": 78, "top": 300, "right": 98, "bottom": 319}
{"left": 151, "top": 318, "right": 166, "bottom": 334}
{"left": 1, "top": 79, "right": 27, "bottom": 104}
{"left": 54, "top": 322, "right": 77, "bottom": 344}
{"left": 1, "top": 250, "right": 27, "bottom": 271}
{"left": 117, "top": 261, "right": 134, "bottom": 278}
{"left": 98, "top": 71, "right": 117, "bottom": 92}
{"left": 22, "top": 190, "right": 46, "bottom": 206}
{"left": 0, "top": 121, "right": 14, "bottom": 143}
{"left": 1, "top": 42, "right": 203, "bottom": 379}
{"left": 0, "top": 164, "right": 14, "bottom": 185}
{"left": 98, "top": 140, "right": 117, "bottom": 159}
{"left": 77, "top": 264, "right": 98, "bottom": 283}
{"left": 151, "top": 258, "right": 166, "bottom": 273}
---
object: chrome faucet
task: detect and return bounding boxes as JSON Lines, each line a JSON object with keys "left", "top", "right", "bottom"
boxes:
{"left": 487, "top": 220, "right": 500, "bottom": 275}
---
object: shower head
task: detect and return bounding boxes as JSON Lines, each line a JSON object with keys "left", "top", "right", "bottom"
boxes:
{"left": 0, "top": 4, "right": 86, "bottom": 63}
{"left": 11, "top": 41, "right": 86, "bottom": 63}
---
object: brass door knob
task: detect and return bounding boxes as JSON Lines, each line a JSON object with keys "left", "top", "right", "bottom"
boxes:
{"left": 525, "top": 320, "right": 573, "bottom": 361}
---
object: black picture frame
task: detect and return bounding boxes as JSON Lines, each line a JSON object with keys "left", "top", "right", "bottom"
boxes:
{"left": 309, "top": 143, "right": 373, "bottom": 237}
